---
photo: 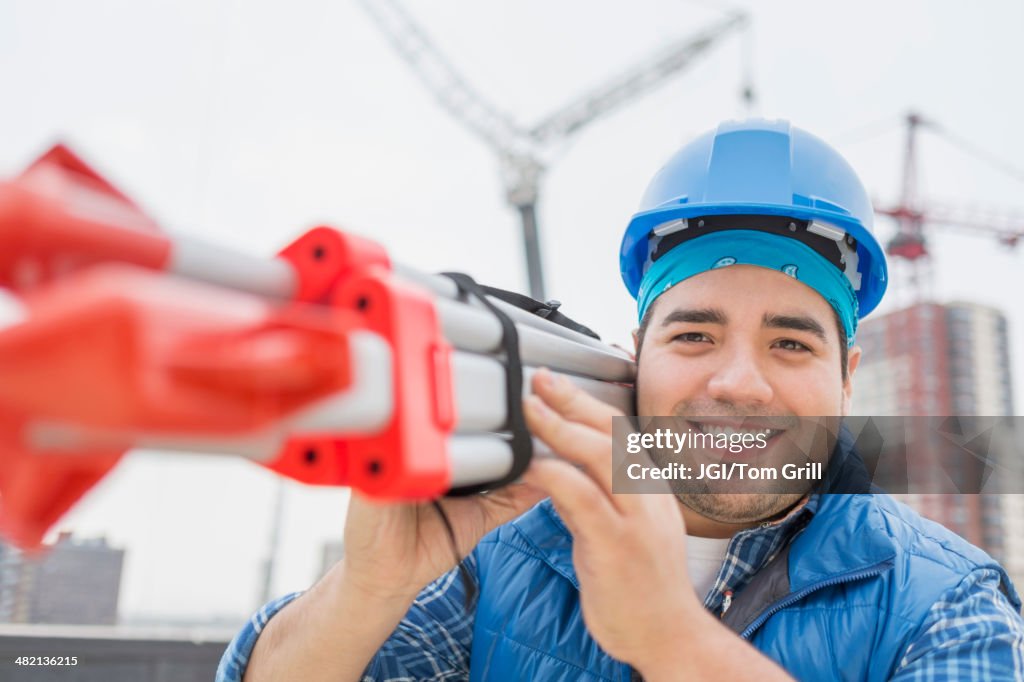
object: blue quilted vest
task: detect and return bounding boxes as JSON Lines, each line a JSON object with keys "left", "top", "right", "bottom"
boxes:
{"left": 466, "top": 492, "right": 1020, "bottom": 681}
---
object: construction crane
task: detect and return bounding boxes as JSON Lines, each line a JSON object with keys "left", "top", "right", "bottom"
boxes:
{"left": 877, "top": 111, "right": 1024, "bottom": 300}
{"left": 357, "top": 0, "right": 752, "bottom": 301}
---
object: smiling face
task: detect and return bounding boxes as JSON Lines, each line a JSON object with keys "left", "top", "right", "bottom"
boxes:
{"left": 632, "top": 265, "right": 861, "bottom": 527}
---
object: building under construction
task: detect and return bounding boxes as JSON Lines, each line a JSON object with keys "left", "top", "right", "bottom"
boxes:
{"left": 853, "top": 301, "right": 1022, "bottom": 590}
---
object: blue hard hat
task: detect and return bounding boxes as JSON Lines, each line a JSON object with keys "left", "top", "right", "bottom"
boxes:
{"left": 620, "top": 119, "right": 887, "bottom": 317}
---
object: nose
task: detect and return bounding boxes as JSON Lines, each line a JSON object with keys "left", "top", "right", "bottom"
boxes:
{"left": 705, "top": 347, "right": 774, "bottom": 407}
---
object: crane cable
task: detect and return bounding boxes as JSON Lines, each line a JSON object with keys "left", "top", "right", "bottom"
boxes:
{"left": 930, "top": 124, "right": 1024, "bottom": 187}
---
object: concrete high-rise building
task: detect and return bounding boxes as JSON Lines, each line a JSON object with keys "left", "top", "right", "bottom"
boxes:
{"left": 0, "top": 532, "right": 124, "bottom": 625}
{"left": 853, "top": 301, "right": 1020, "bottom": 589}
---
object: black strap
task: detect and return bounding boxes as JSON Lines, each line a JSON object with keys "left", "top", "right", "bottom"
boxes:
{"left": 651, "top": 214, "right": 853, "bottom": 272}
{"left": 478, "top": 285, "right": 600, "bottom": 340}
{"left": 441, "top": 272, "right": 534, "bottom": 495}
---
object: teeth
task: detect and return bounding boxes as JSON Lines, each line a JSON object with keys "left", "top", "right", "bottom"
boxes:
{"left": 694, "top": 423, "right": 779, "bottom": 439}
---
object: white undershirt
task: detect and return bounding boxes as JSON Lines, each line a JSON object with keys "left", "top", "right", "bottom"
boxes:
{"left": 686, "top": 534, "right": 732, "bottom": 600}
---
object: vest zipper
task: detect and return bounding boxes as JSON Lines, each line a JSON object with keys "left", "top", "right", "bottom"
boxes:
{"left": 739, "top": 560, "right": 892, "bottom": 640}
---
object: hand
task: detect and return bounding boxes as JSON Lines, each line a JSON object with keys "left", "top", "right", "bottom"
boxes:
{"left": 521, "top": 367, "right": 706, "bottom": 672}
{"left": 342, "top": 481, "right": 546, "bottom": 605}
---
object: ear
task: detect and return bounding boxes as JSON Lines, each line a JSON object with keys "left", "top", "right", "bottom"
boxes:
{"left": 841, "top": 345, "right": 863, "bottom": 415}
{"left": 631, "top": 328, "right": 640, "bottom": 354}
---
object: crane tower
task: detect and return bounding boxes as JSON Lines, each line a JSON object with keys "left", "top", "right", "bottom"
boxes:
{"left": 358, "top": 0, "right": 752, "bottom": 300}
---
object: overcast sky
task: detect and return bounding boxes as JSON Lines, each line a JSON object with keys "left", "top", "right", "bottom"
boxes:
{"left": 1, "top": 0, "right": 1022, "bottom": 623}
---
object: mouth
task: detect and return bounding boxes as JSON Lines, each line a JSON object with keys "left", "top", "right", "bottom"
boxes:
{"left": 686, "top": 419, "right": 787, "bottom": 442}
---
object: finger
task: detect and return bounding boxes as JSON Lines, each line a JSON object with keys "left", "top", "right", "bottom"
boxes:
{"left": 524, "top": 394, "right": 615, "bottom": 496}
{"left": 526, "top": 397, "right": 673, "bottom": 516}
{"left": 521, "top": 458, "right": 620, "bottom": 542}
{"left": 531, "top": 367, "right": 622, "bottom": 435}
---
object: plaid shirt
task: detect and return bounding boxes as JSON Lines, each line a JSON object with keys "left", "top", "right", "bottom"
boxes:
{"left": 217, "top": 496, "right": 1024, "bottom": 681}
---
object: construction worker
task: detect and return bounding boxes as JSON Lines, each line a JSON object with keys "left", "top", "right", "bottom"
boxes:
{"left": 219, "top": 120, "right": 1024, "bottom": 681}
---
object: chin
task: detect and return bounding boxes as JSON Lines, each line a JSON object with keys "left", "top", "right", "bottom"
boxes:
{"left": 677, "top": 491, "right": 806, "bottom": 525}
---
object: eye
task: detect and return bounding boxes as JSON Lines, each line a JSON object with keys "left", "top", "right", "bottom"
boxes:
{"left": 773, "top": 338, "right": 811, "bottom": 352}
{"left": 672, "top": 331, "right": 711, "bottom": 344}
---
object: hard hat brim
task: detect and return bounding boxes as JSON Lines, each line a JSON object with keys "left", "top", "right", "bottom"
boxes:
{"left": 620, "top": 202, "right": 888, "bottom": 318}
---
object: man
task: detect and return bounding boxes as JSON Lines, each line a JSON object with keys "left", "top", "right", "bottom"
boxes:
{"left": 219, "top": 120, "right": 1024, "bottom": 681}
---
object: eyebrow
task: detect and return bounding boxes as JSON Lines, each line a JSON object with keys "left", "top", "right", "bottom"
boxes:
{"left": 762, "top": 313, "right": 828, "bottom": 343}
{"left": 659, "top": 307, "right": 728, "bottom": 327}
{"left": 659, "top": 307, "right": 830, "bottom": 344}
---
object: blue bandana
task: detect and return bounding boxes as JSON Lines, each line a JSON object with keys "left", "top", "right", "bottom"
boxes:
{"left": 637, "top": 230, "right": 859, "bottom": 345}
